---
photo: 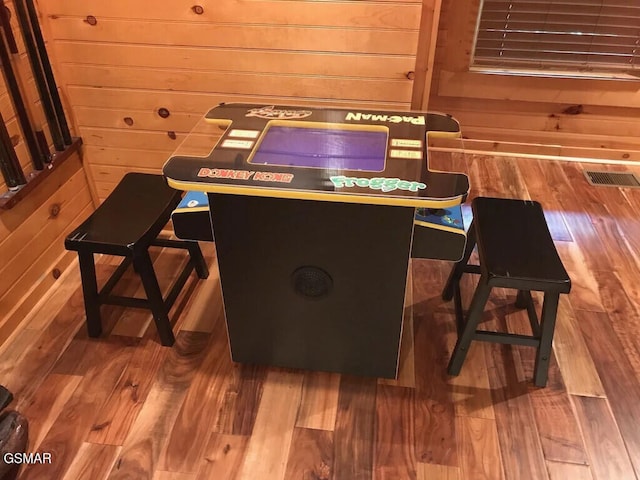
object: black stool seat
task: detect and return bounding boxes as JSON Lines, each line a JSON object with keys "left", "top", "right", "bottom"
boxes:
{"left": 442, "top": 197, "right": 571, "bottom": 387}
{"left": 65, "top": 172, "right": 209, "bottom": 346}
{"left": 66, "top": 173, "right": 182, "bottom": 256}
{"left": 473, "top": 198, "right": 571, "bottom": 292}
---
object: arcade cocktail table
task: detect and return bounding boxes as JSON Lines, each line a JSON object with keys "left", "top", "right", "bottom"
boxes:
{"left": 163, "top": 103, "right": 469, "bottom": 378}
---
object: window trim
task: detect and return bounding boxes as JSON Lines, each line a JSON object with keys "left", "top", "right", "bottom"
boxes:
{"left": 469, "top": 65, "right": 640, "bottom": 82}
{"left": 436, "top": 69, "right": 640, "bottom": 109}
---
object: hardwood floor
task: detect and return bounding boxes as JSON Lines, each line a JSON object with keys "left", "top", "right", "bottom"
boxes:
{"left": 2, "top": 153, "right": 640, "bottom": 480}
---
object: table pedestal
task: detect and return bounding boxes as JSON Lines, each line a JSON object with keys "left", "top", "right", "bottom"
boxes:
{"left": 209, "top": 193, "right": 414, "bottom": 378}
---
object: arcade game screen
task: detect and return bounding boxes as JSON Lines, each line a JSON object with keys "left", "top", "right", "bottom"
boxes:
{"left": 248, "top": 121, "right": 388, "bottom": 172}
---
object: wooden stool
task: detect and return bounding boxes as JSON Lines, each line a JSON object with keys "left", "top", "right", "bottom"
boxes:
{"left": 441, "top": 197, "right": 571, "bottom": 387}
{"left": 65, "top": 173, "right": 209, "bottom": 346}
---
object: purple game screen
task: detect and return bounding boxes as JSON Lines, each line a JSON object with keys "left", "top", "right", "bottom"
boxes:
{"left": 250, "top": 125, "right": 387, "bottom": 172}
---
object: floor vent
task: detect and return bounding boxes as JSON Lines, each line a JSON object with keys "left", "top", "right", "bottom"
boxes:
{"left": 584, "top": 171, "right": 640, "bottom": 188}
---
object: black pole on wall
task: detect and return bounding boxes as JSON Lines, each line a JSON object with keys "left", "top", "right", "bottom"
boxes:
{"left": 24, "top": 0, "right": 72, "bottom": 145}
{"left": 0, "top": 7, "right": 48, "bottom": 170}
{"left": 13, "top": 0, "right": 65, "bottom": 151}
{"left": 0, "top": 110, "right": 27, "bottom": 190}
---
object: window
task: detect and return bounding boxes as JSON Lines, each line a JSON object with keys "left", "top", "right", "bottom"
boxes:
{"left": 472, "top": 0, "right": 640, "bottom": 78}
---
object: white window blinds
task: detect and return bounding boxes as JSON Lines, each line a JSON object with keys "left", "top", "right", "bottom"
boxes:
{"left": 473, "top": 0, "right": 640, "bottom": 74}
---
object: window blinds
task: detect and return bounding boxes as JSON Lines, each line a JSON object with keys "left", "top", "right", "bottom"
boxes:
{"left": 473, "top": 0, "right": 640, "bottom": 74}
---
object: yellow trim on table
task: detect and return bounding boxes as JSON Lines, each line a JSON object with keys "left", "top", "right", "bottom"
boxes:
{"left": 172, "top": 206, "right": 210, "bottom": 214}
{"left": 426, "top": 130, "right": 462, "bottom": 139}
{"left": 263, "top": 119, "right": 389, "bottom": 133}
{"left": 414, "top": 219, "right": 466, "bottom": 235}
{"left": 204, "top": 118, "right": 232, "bottom": 128}
{"left": 166, "top": 178, "right": 464, "bottom": 209}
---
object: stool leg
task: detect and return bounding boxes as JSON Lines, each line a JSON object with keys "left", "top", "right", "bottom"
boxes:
{"left": 442, "top": 221, "right": 476, "bottom": 301}
{"left": 515, "top": 290, "right": 541, "bottom": 337}
{"left": 515, "top": 290, "right": 530, "bottom": 309}
{"left": 453, "top": 279, "right": 465, "bottom": 335}
{"left": 533, "top": 292, "right": 560, "bottom": 387}
{"left": 134, "top": 251, "right": 176, "bottom": 347}
{"left": 77, "top": 251, "right": 103, "bottom": 338}
{"left": 447, "top": 278, "right": 491, "bottom": 376}
{"left": 187, "top": 241, "right": 209, "bottom": 279}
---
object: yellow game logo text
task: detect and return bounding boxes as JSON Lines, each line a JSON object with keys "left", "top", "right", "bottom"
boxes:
{"left": 330, "top": 176, "right": 426, "bottom": 193}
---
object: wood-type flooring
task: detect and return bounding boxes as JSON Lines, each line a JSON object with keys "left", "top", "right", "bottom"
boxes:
{"left": 2, "top": 152, "right": 640, "bottom": 479}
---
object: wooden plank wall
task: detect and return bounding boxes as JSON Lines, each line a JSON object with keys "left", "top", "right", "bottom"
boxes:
{"left": 0, "top": 152, "right": 90, "bottom": 345}
{"left": 0, "top": 1, "right": 92, "bottom": 345}
{"left": 428, "top": 0, "right": 640, "bottom": 163}
{"left": 38, "top": 0, "right": 425, "bottom": 201}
